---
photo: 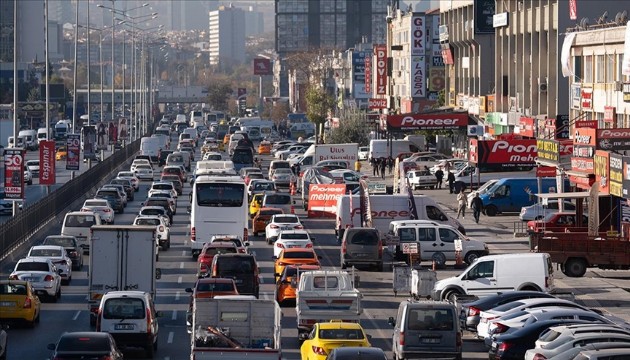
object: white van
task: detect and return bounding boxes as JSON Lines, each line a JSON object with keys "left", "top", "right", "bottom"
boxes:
{"left": 37, "top": 128, "right": 51, "bottom": 144}
{"left": 369, "top": 139, "right": 419, "bottom": 161}
{"left": 432, "top": 253, "right": 555, "bottom": 301}
{"left": 18, "top": 129, "right": 38, "bottom": 150}
{"left": 140, "top": 137, "right": 162, "bottom": 162}
{"left": 335, "top": 194, "right": 465, "bottom": 240}
{"left": 61, "top": 211, "right": 102, "bottom": 254}
{"left": 388, "top": 220, "right": 489, "bottom": 266}
{"left": 228, "top": 133, "right": 245, "bottom": 156}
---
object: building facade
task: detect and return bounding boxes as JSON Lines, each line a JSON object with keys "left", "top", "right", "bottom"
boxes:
{"left": 0, "top": 0, "right": 45, "bottom": 64}
{"left": 208, "top": 5, "right": 246, "bottom": 67}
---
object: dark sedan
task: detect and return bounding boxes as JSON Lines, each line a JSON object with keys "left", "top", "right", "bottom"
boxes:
{"left": 47, "top": 332, "right": 123, "bottom": 360}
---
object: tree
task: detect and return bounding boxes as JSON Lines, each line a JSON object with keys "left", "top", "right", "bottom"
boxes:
{"left": 434, "top": 89, "right": 446, "bottom": 109}
{"left": 206, "top": 80, "right": 233, "bottom": 111}
{"left": 270, "top": 102, "right": 290, "bottom": 124}
{"left": 27, "top": 87, "right": 40, "bottom": 102}
{"left": 326, "top": 110, "right": 370, "bottom": 146}
{"left": 305, "top": 86, "right": 335, "bottom": 143}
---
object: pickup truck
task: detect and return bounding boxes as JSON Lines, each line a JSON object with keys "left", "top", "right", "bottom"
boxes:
{"left": 190, "top": 297, "right": 282, "bottom": 360}
{"left": 530, "top": 231, "right": 630, "bottom": 277}
{"left": 295, "top": 270, "right": 362, "bottom": 337}
{"left": 527, "top": 212, "right": 589, "bottom": 233}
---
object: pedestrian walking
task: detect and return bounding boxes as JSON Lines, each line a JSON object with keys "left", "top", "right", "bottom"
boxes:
{"left": 435, "top": 168, "right": 444, "bottom": 189}
{"left": 380, "top": 158, "right": 386, "bottom": 179}
{"left": 471, "top": 192, "right": 483, "bottom": 224}
{"left": 457, "top": 190, "right": 467, "bottom": 219}
{"left": 447, "top": 171, "right": 456, "bottom": 194}
{"left": 387, "top": 156, "right": 394, "bottom": 175}
{"left": 354, "top": 159, "right": 362, "bottom": 172}
{"left": 371, "top": 154, "right": 378, "bottom": 177}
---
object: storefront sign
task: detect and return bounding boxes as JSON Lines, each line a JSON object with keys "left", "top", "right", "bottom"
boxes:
{"left": 623, "top": 83, "right": 630, "bottom": 102}
{"left": 571, "top": 84, "right": 581, "bottom": 109}
{"left": 610, "top": 153, "right": 623, "bottom": 197}
{"left": 368, "top": 98, "right": 387, "bottom": 109}
{"left": 623, "top": 157, "right": 630, "bottom": 198}
{"left": 469, "top": 139, "right": 537, "bottom": 167}
{"left": 387, "top": 112, "right": 469, "bottom": 130}
{"left": 537, "top": 166, "right": 557, "bottom": 177}
{"left": 411, "top": 55, "right": 426, "bottom": 97}
{"left": 441, "top": 48, "right": 454, "bottom": 65}
{"left": 571, "top": 157, "right": 595, "bottom": 172}
{"left": 594, "top": 150, "right": 609, "bottom": 195}
{"left": 39, "top": 140, "right": 56, "bottom": 186}
{"left": 493, "top": 12, "right": 508, "bottom": 27}
{"left": 604, "top": 106, "right": 616, "bottom": 125}
{"left": 555, "top": 115, "right": 570, "bottom": 139}
{"left": 375, "top": 44, "right": 387, "bottom": 95}
{"left": 581, "top": 88, "right": 593, "bottom": 109}
{"left": 570, "top": 174, "right": 595, "bottom": 189}
{"left": 573, "top": 127, "right": 597, "bottom": 147}
{"left": 364, "top": 53, "right": 372, "bottom": 94}
{"left": 307, "top": 184, "right": 347, "bottom": 217}
{"left": 3, "top": 148, "right": 24, "bottom": 199}
{"left": 536, "top": 139, "right": 560, "bottom": 163}
{"left": 66, "top": 133, "right": 81, "bottom": 171}
{"left": 519, "top": 117, "right": 536, "bottom": 138}
{"left": 597, "top": 128, "right": 630, "bottom": 150}
{"left": 576, "top": 119, "right": 598, "bottom": 129}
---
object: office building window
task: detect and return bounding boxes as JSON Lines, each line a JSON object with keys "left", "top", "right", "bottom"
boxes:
{"left": 277, "top": 0, "right": 308, "bottom": 13}
{"left": 584, "top": 55, "right": 593, "bottom": 83}
{"left": 617, "top": 54, "right": 624, "bottom": 82}
{"left": 573, "top": 56, "right": 582, "bottom": 82}
{"left": 596, "top": 55, "right": 605, "bottom": 83}
{"left": 606, "top": 54, "right": 614, "bottom": 83}
{"left": 320, "top": 0, "right": 335, "bottom": 13}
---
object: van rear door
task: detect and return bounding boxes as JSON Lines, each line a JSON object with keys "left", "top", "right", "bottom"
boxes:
{"left": 403, "top": 306, "right": 460, "bottom": 356}
{"left": 215, "top": 256, "right": 257, "bottom": 296}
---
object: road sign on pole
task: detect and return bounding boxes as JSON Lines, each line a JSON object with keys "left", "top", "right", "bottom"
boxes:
{"left": 402, "top": 242, "right": 418, "bottom": 254}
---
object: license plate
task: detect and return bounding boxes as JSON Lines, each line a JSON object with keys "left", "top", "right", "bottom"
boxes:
{"left": 0, "top": 301, "right": 15, "bottom": 307}
{"left": 491, "top": 342, "right": 497, "bottom": 350}
{"left": 23, "top": 277, "right": 35, "bottom": 282}
{"left": 288, "top": 245, "right": 301, "bottom": 248}
{"left": 234, "top": 279, "right": 243, "bottom": 284}
{"left": 115, "top": 324, "right": 135, "bottom": 330}
{"left": 281, "top": 227, "right": 291, "bottom": 230}
{"left": 420, "top": 337, "right": 440, "bottom": 344}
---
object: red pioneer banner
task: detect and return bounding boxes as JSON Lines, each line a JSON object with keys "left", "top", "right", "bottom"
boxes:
{"left": 4, "top": 148, "right": 25, "bottom": 199}
{"left": 375, "top": 44, "right": 387, "bottom": 95}
{"left": 597, "top": 128, "right": 630, "bottom": 150}
{"left": 39, "top": 140, "right": 56, "bottom": 185}
{"left": 469, "top": 139, "right": 537, "bottom": 166}
{"left": 307, "top": 184, "right": 347, "bottom": 218}
{"left": 387, "top": 112, "right": 469, "bottom": 130}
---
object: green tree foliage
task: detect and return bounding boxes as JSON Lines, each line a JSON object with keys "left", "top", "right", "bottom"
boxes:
{"left": 206, "top": 81, "right": 233, "bottom": 111}
{"left": 306, "top": 86, "right": 334, "bottom": 126}
{"left": 27, "top": 87, "right": 41, "bottom": 102}
{"left": 326, "top": 111, "right": 370, "bottom": 146}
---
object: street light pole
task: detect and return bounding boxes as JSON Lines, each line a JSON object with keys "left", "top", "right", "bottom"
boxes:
{"left": 121, "top": 28, "right": 125, "bottom": 125}
{"left": 110, "top": 0, "right": 115, "bottom": 124}
{"left": 72, "top": 0, "right": 79, "bottom": 133}
{"left": 45, "top": 0, "right": 50, "bottom": 139}
{"left": 86, "top": 1, "right": 91, "bottom": 128}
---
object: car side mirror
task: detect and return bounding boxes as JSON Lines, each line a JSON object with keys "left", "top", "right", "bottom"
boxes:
{"left": 388, "top": 316, "right": 396, "bottom": 327}
{"left": 155, "top": 268, "right": 162, "bottom": 280}
{"left": 47, "top": 343, "right": 56, "bottom": 351}
{"left": 185, "top": 287, "right": 193, "bottom": 293}
{"left": 298, "top": 332, "right": 309, "bottom": 341}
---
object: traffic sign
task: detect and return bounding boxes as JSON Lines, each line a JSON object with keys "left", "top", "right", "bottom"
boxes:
{"left": 385, "top": 234, "right": 400, "bottom": 246}
{"left": 402, "top": 242, "right": 418, "bottom": 254}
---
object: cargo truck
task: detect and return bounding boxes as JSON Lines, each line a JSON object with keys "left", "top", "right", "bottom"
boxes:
{"left": 87, "top": 225, "right": 161, "bottom": 325}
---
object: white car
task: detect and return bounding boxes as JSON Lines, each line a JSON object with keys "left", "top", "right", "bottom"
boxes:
{"left": 265, "top": 214, "right": 303, "bottom": 244}
{"left": 24, "top": 168, "right": 33, "bottom": 185}
{"left": 138, "top": 206, "right": 171, "bottom": 226}
{"left": 203, "top": 151, "right": 223, "bottom": 161}
{"left": 273, "top": 230, "right": 313, "bottom": 257}
{"left": 134, "top": 164, "right": 154, "bottom": 180}
{"left": 130, "top": 159, "right": 151, "bottom": 172}
{"left": 146, "top": 190, "right": 177, "bottom": 213}
{"left": 148, "top": 181, "right": 178, "bottom": 198}
{"left": 81, "top": 198, "right": 115, "bottom": 224}
{"left": 358, "top": 146, "right": 369, "bottom": 160}
{"left": 270, "top": 168, "right": 296, "bottom": 187}
{"left": 117, "top": 171, "right": 140, "bottom": 191}
{"left": 25, "top": 159, "right": 40, "bottom": 178}
{"left": 26, "top": 245, "right": 73, "bottom": 284}
{"left": 134, "top": 215, "right": 170, "bottom": 250}
{"left": 9, "top": 257, "right": 62, "bottom": 301}
{"left": 519, "top": 200, "right": 577, "bottom": 221}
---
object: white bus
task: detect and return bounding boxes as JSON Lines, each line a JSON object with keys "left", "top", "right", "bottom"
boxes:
{"left": 189, "top": 175, "right": 248, "bottom": 258}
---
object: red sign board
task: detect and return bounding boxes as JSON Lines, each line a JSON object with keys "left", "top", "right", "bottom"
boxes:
{"left": 4, "top": 148, "right": 24, "bottom": 199}
{"left": 576, "top": 120, "right": 598, "bottom": 129}
{"left": 570, "top": 174, "right": 595, "bottom": 190}
{"left": 253, "top": 58, "right": 271, "bottom": 76}
{"left": 573, "top": 127, "right": 597, "bottom": 147}
{"left": 387, "top": 112, "right": 469, "bottom": 130}
{"left": 375, "top": 44, "right": 387, "bottom": 95}
{"left": 39, "top": 140, "right": 56, "bottom": 185}
{"left": 537, "top": 166, "right": 557, "bottom": 177}
{"left": 597, "top": 128, "right": 630, "bottom": 150}
{"left": 594, "top": 150, "right": 609, "bottom": 195}
{"left": 581, "top": 88, "right": 593, "bottom": 109}
{"left": 441, "top": 48, "right": 454, "bottom": 65}
{"left": 364, "top": 54, "right": 372, "bottom": 94}
{"left": 368, "top": 98, "right": 387, "bottom": 109}
{"left": 604, "top": 106, "right": 616, "bottom": 124}
{"left": 571, "top": 157, "right": 595, "bottom": 173}
{"left": 469, "top": 139, "right": 537, "bottom": 166}
{"left": 519, "top": 117, "right": 536, "bottom": 138}
{"left": 307, "top": 184, "right": 347, "bottom": 218}
{"left": 569, "top": 0, "right": 577, "bottom": 20}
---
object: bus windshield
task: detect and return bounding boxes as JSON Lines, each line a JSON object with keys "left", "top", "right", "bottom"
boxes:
{"left": 196, "top": 183, "right": 245, "bottom": 207}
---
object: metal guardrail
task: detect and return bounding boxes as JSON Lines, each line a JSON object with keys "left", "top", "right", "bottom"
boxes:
{"left": 0, "top": 138, "right": 141, "bottom": 259}
{"left": 513, "top": 221, "right": 529, "bottom": 237}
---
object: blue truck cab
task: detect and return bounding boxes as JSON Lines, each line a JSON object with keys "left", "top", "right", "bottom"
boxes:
{"left": 480, "top": 177, "right": 562, "bottom": 216}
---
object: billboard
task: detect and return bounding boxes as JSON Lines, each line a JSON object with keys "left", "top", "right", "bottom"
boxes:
{"left": 352, "top": 51, "right": 369, "bottom": 99}
{"left": 66, "top": 133, "right": 80, "bottom": 171}
{"left": 597, "top": 128, "right": 630, "bottom": 150}
{"left": 82, "top": 125, "right": 97, "bottom": 160}
{"left": 609, "top": 153, "right": 623, "bottom": 197}
{"left": 3, "top": 148, "right": 25, "bottom": 199}
{"left": 364, "top": 51, "right": 372, "bottom": 95}
{"left": 474, "top": 0, "right": 496, "bottom": 34}
{"left": 118, "top": 118, "right": 128, "bottom": 142}
{"left": 375, "top": 44, "right": 387, "bottom": 95}
{"left": 410, "top": 16, "right": 426, "bottom": 98}
{"left": 387, "top": 112, "right": 469, "bottom": 130}
{"left": 594, "top": 150, "right": 609, "bottom": 195}
{"left": 108, "top": 122, "right": 118, "bottom": 145}
{"left": 429, "top": 67, "right": 445, "bottom": 92}
{"left": 39, "top": 140, "right": 56, "bottom": 186}
{"left": 253, "top": 58, "right": 272, "bottom": 76}
{"left": 307, "top": 184, "right": 347, "bottom": 218}
{"left": 96, "top": 122, "right": 108, "bottom": 151}
{"left": 469, "top": 139, "right": 537, "bottom": 167}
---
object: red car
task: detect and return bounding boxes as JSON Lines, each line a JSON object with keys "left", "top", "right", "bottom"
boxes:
{"left": 527, "top": 212, "right": 589, "bottom": 233}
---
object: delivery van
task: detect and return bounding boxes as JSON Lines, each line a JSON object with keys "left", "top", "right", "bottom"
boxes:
{"left": 369, "top": 139, "right": 419, "bottom": 161}
{"left": 480, "top": 177, "right": 566, "bottom": 216}
{"left": 335, "top": 194, "right": 465, "bottom": 240}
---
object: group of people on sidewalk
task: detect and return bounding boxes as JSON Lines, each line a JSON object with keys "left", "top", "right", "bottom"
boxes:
{"left": 456, "top": 190, "right": 483, "bottom": 224}
{"left": 433, "top": 167, "right": 456, "bottom": 193}
{"left": 370, "top": 155, "right": 394, "bottom": 179}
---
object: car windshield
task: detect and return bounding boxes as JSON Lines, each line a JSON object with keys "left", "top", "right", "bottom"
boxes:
{"left": 16, "top": 262, "right": 49, "bottom": 271}
{"left": 273, "top": 216, "right": 299, "bottom": 224}
{"left": 135, "top": 218, "right": 160, "bottom": 226}
{"left": 274, "top": 169, "right": 292, "bottom": 175}
{"left": 137, "top": 165, "right": 151, "bottom": 170}
{"left": 318, "top": 328, "right": 365, "bottom": 340}
{"left": 280, "top": 233, "right": 309, "bottom": 240}
{"left": 103, "top": 297, "right": 145, "bottom": 319}
{"left": 57, "top": 335, "right": 111, "bottom": 352}
{"left": 30, "top": 248, "right": 62, "bottom": 257}
{"left": 233, "top": 151, "right": 253, "bottom": 164}
{"left": 0, "top": 283, "right": 28, "bottom": 295}
{"left": 65, "top": 214, "right": 96, "bottom": 227}
{"left": 283, "top": 251, "right": 315, "bottom": 259}
{"left": 44, "top": 237, "right": 75, "bottom": 247}
{"left": 97, "top": 190, "right": 118, "bottom": 198}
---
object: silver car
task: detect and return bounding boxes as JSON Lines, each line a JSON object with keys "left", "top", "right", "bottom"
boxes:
{"left": 519, "top": 200, "right": 576, "bottom": 221}
{"left": 271, "top": 168, "right": 296, "bottom": 187}
{"left": 81, "top": 198, "right": 115, "bottom": 224}
{"left": 27, "top": 245, "right": 73, "bottom": 284}
{"left": 9, "top": 257, "right": 62, "bottom": 301}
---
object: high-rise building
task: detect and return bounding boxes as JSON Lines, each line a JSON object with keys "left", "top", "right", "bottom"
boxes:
{"left": 208, "top": 5, "right": 246, "bottom": 67}
{"left": 274, "top": 0, "right": 388, "bottom": 96}
{"left": 244, "top": 6, "right": 264, "bottom": 37}
{"left": 0, "top": 0, "right": 45, "bottom": 64}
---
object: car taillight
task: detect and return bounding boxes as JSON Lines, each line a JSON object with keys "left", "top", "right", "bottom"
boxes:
{"left": 96, "top": 308, "right": 102, "bottom": 331}
{"left": 146, "top": 308, "right": 152, "bottom": 335}
{"left": 191, "top": 227, "right": 196, "bottom": 242}
{"left": 378, "top": 239, "right": 383, "bottom": 257}
{"left": 306, "top": 243, "right": 313, "bottom": 248}
{"left": 532, "top": 354, "right": 547, "bottom": 360}
{"left": 8, "top": 275, "right": 17, "bottom": 280}
{"left": 399, "top": 331, "right": 405, "bottom": 346}
{"left": 270, "top": 224, "right": 279, "bottom": 229}
{"left": 23, "top": 297, "right": 32, "bottom": 308}
{"left": 276, "top": 243, "right": 285, "bottom": 248}
{"left": 341, "top": 241, "right": 347, "bottom": 254}
{"left": 290, "top": 206, "right": 295, "bottom": 214}
{"left": 311, "top": 346, "right": 327, "bottom": 355}
{"left": 294, "top": 225, "right": 303, "bottom": 229}
{"left": 44, "top": 275, "right": 55, "bottom": 281}
{"left": 456, "top": 331, "right": 462, "bottom": 347}
{"left": 103, "top": 208, "right": 111, "bottom": 212}
{"left": 468, "top": 306, "right": 481, "bottom": 316}
{"left": 497, "top": 341, "right": 514, "bottom": 355}
{"left": 493, "top": 323, "right": 508, "bottom": 334}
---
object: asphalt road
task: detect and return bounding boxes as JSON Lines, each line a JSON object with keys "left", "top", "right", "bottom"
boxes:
{"left": 2, "top": 142, "right": 630, "bottom": 360}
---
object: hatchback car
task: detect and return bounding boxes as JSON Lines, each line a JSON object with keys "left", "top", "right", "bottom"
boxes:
{"left": 9, "top": 258, "right": 62, "bottom": 302}
{"left": 149, "top": 181, "right": 178, "bottom": 199}
{"left": 0, "top": 280, "right": 41, "bottom": 327}
{"left": 116, "top": 171, "right": 140, "bottom": 191}
{"left": 42, "top": 235, "right": 84, "bottom": 271}
{"left": 271, "top": 168, "right": 296, "bottom": 188}
{"left": 265, "top": 214, "right": 303, "bottom": 244}
{"left": 134, "top": 215, "right": 171, "bottom": 250}
{"left": 27, "top": 245, "right": 73, "bottom": 284}
{"left": 300, "top": 321, "right": 371, "bottom": 360}
{"left": 138, "top": 206, "right": 171, "bottom": 226}
{"left": 134, "top": 164, "right": 154, "bottom": 180}
{"left": 47, "top": 332, "right": 123, "bottom": 360}
{"left": 160, "top": 174, "right": 183, "bottom": 195}
{"left": 81, "top": 198, "right": 115, "bottom": 224}
{"left": 109, "top": 178, "right": 134, "bottom": 201}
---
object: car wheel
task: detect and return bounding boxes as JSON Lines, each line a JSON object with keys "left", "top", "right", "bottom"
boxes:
{"left": 145, "top": 343, "right": 155, "bottom": 358}
{"left": 484, "top": 205, "right": 498, "bottom": 217}
{"left": 563, "top": 258, "right": 587, "bottom": 277}
{"left": 464, "top": 251, "right": 480, "bottom": 265}
{"left": 153, "top": 336, "right": 158, "bottom": 350}
{"left": 444, "top": 289, "right": 461, "bottom": 302}
{"left": 0, "top": 341, "right": 6, "bottom": 359}
{"left": 432, "top": 252, "right": 447, "bottom": 268}
{"left": 341, "top": 261, "right": 347, "bottom": 269}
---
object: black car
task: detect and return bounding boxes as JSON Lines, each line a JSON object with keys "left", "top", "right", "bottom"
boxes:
{"left": 158, "top": 150, "right": 173, "bottom": 167}
{"left": 459, "top": 291, "right": 556, "bottom": 331}
{"left": 488, "top": 319, "right": 591, "bottom": 360}
{"left": 42, "top": 235, "right": 83, "bottom": 271}
{"left": 47, "top": 332, "right": 123, "bottom": 360}
{"left": 110, "top": 178, "right": 134, "bottom": 201}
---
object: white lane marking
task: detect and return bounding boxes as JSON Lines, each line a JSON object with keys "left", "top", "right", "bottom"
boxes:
{"left": 178, "top": 276, "right": 182, "bottom": 284}
{"left": 182, "top": 250, "right": 186, "bottom": 257}
{"left": 175, "top": 291, "right": 180, "bottom": 301}
{"left": 165, "top": 357, "right": 170, "bottom": 360}
{"left": 72, "top": 310, "right": 81, "bottom": 321}
{"left": 167, "top": 331, "right": 174, "bottom": 344}
{"left": 179, "top": 262, "right": 184, "bottom": 269}
{"left": 171, "top": 310, "right": 177, "bottom": 320}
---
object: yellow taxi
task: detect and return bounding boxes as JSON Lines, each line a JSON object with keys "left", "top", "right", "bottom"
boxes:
{"left": 258, "top": 141, "right": 271, "bottom": 155}
{"left": 0, "top": 280, "right": 41, "bottom": 327}
{"left": 300, "top": 321, "right": 371, "bottom": 360}
{"left": 249, "top": 193, "right": 265, "bottom": 218}
{"left": 275, "top": 264, "right": 320, "bottom": 305}
{"left": 252, "top": 207, "right": 284, "bottom": 236}
{"left": 223, "top": 133, "right": 231, "bottom": 145}
{"left": 56, "top": 146, "right": 68, "bottom": 161}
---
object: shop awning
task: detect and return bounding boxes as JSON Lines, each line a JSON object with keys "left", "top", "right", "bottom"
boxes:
{"left": 535, "top": 192, "right": 592, "bottom": 200}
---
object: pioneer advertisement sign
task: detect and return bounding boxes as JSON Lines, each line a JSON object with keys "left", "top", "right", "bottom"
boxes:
{"left": 469, "top": 139, "right": 537, "bottom": 168}
{"left": 609, "top": 153, "right": 623, "bottom": 197}
{"left": 597, "top": 128, "right": 630, "bottom": 150}
{"left": 308, "top": 184, "right": 347, "bottom": 218}
{"left": 387, "top": 112, "right": 469, "bottom": 130}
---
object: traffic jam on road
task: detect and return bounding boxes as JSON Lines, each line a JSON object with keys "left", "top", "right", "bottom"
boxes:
{"left": 3, "top": 108, "right": 630, "bottom": 360}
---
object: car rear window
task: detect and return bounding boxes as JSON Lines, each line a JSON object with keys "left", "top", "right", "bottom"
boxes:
{"left": 283, "top": 251, "right": 315, "bottom": 259}
{"left": 145, "top": 199, "right": 168, "bottom": 207}
{"left": 135, "top": 218, "right": 160, "bottom": 226}
{"left": 406, "top": 308, "right": 454, "bottom": 331}
{"left": 65, "top": 214, "right": 96, "bottom": 227}
{"left": 153, "top": 184, "right": 173, "bottom": 190}
{"left": 97, "top": 190, "right": 118, "bottom": 198}
{"left": 265, "top": 195, "right": 292, "bottom": 205}
{"left": 254, "top": 182, "right": 275, "bottom": 191}
{"left": 16, "top": 262, "right": 49, "bottom": 271}
{"left": 318, "top": 328, "right": 365, "bottom": 340}
{"left": 196, "top": 281, "right": 236, "bottom": 292}
{"left": 348, "top": 230, "right": 379, "bottom": 245}
{"left": 44, "top": 237, "right": 75, "bottom": 247}
{"left": 203, "top": 247, "right": 237, "bottom": 256}
{"left": 0, "top": 283, "right": 27, "bottom": 295}
{"left": 274, "top": 216, "right": 299, "bottom": 223}
{"left": 259, "top": 209, "right": 283, "bottom": 216}
{"left": 30, "top": 248, "right": 62, "bottom": 257}
{"left": 57, "top": 335, "right": 111, "bottom": 351}
{"left": 272, "top": 162, "right": 290, "bottom": 169}
{"left": 103, "top": 297, "right": 146, "bottom": 319}
{"left": 216, "top": 257, "right": 255, "bottom": 274}
{"left": 141, "top": 208, "right": 164, "bottom": 216}
{"left": 280, "top": 233, "right": 309, "bottom": 240}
